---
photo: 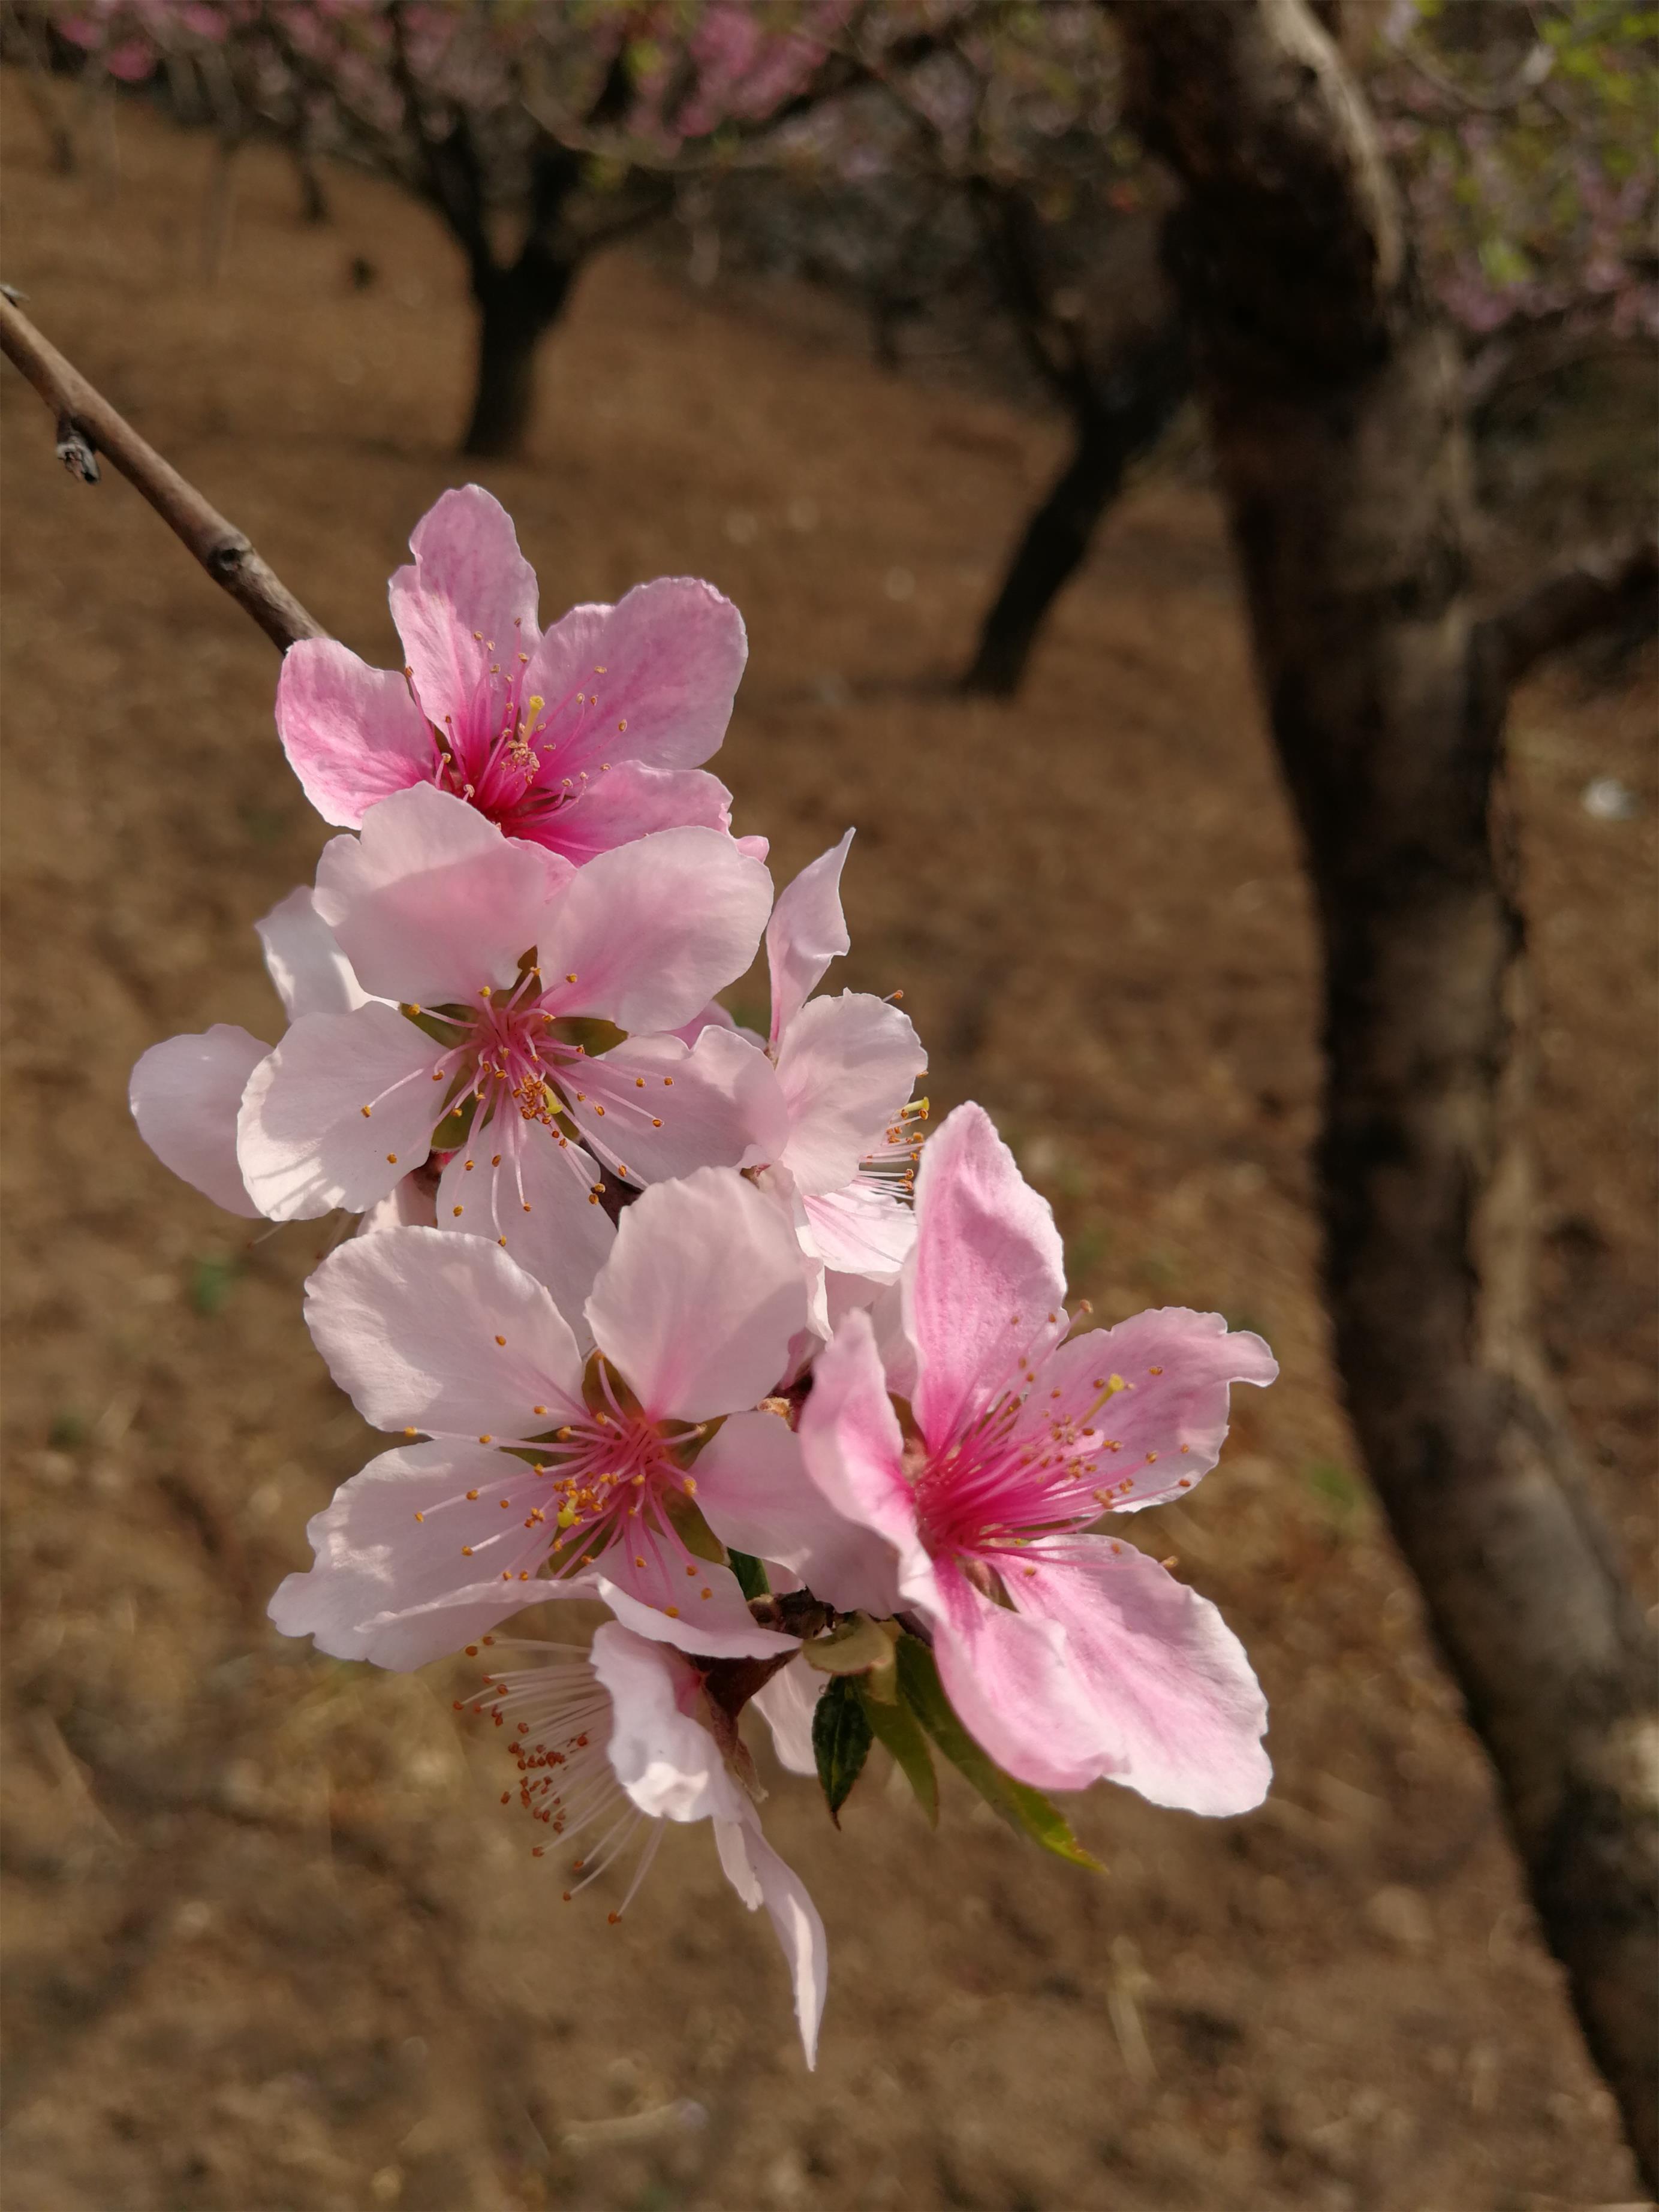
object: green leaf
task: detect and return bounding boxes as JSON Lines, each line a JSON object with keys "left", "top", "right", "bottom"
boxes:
{"left": 860, "top": 1686, "right": 938, "bottom": 1827}
{"left": 812, "top": 1675, "right": 872, "bottom": 1827}
{"left": 894, "top": 1636, "right": 1102, "bottom": 1872}
{"left": 727, "top": 1550, "right": 770, "bottom": 1601}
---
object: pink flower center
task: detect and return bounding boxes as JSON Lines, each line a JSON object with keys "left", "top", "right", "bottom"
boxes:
{"left": 425, "top": 646, "right": 618, "bottom": 837}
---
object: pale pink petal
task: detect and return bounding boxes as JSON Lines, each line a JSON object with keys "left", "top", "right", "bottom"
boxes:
{"left": 539, "top": 761, "right": 734, "bottom": 863}
{"left": 303, "top": 1225, "right": 584, "bottom": 1438}
{"left": 805, "top": 1184, "right": 916, "bottom": 1282}
{"left": 775, "top": 993, "right": 926, "bottom": 1196}
{"left": 670, "top": 999, "right": 736, "bottom": 1047}
{"left": 591, "top": 1576, "right": 797, "bottom": 1659}
{"left": 579, "top": 1503, "right": 761, "bottom": 1641}
{"left": 256, "top": 885, "right": 371, "bottom": 1022}
{"left": 585, "top": 1168, "right": 806, "bottom": 1422}
{"left": 1033, "top": 1309, "right": 1278, "bottom": 1510}
{"left": 736, "top": 834, "right": 770, "bottom": 863}
{"left": 237, "top": 1003, "right": 444, "bottom": 1220}
{"left": 436, "top": 1123, "right": 612, "bottom": 1348}
{"left": 314, "top": 786, "right": 562, "bottom": 1006}
{"left": 1013, "top": 1539, "right": 1271, "bottom": 1815}
{"left": 357, "top": 1174, "right": 439, "bottom": 1234}
{"left": 591, "top": 1621, "right": 749, "bottom": 1824}
{"left": 535, "top": 827, "right": 771, "bottom": 1036}
{"left": 390, "top": 484, "right": 540, "bottom": 726}
{"left": 713, "top": 1808, "right": 828, "bottom": 2068}
{"left": 569, "top": 1030, "right": 783, "bottom": 1185}
{"left": 767, "top": 830, "right": 852, "bottom": 1044}
{"left": 130, "top": 1026, "right": 269, "bottom": 1217}
{"left": 275, "top": 637, "right": 435, "bottom": 827}
{"left": 751, "top": 1657, "right": 823, "bottom": 1776}
{"left": 797, "top": 1310, "right": 929, "bottom": 1590}
{"left": 696, "top": 1410, "right": 901, "bottom": 1617}
{"left": 267, "top": 1439, "right": 550, "bottom": 1669}
{"left": 928, "top": 1557, "right": 1107, "bottom": 1793}
{"left": 908, "top": 1102, "right": 1067, "bottom": 1450}
{"left": 522, "top": 576, "right": 746, "bottom": 779}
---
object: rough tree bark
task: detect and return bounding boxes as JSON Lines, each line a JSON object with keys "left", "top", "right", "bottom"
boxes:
{"left": 1104, "top": 0, "right": 1657, "bottom": 2184}
{"left": 963, "top": 317, "right": 1188, "bottom": 697}
{"left": 462, "top": 238, "right": 579, "bottom": 461}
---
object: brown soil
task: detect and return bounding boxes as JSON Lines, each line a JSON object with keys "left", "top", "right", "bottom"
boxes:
{"left": 3, "top": 86, "right": 1654, "bottom": 2212}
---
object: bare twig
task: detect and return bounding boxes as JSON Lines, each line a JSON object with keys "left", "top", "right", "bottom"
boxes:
{"left": 1487, "top": 534, "right": 1658, "bottom": 689}
{"left": 0, "top": 293, "right": 323, "bottom": 653}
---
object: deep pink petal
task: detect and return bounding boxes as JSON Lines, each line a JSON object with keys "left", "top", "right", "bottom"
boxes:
{"left": 390, "top": 485, "right": 540, "bottom": 727}
{"left": 303, "top": 1224, "right": 585, "bottom": 1438}
{"left": 314, "top": 786, "right": 564, "bottom": 1006}
{"left": 908, "top": 1102, "right": 1067, "bottom": 1451}
{"left": 796, "top": 1309, "right": 926, "bottom": 1589}
{"left": 928, "top": 1557, "right": 1107, "bottom": 1793}
{"left": 585, "top": 1168, "right": 806, "bottom": 1422}
{"left": 695, "top": 1408, "right": 902, "bottom": 1617}
{"left": 237, "top": 1003, "right": 444, "bottom": 1220}
{"left": 533, "top": 761, "right": 734, "bottom": 863}
{"left": 535, "top": 827, "right": 771, "bottom": 1036}
{"left": 1012, "top": 1539, "right": 1271, "bottom": 1815}
{"left": 130, "top": 1025, "right": 269, "bottom": 1218}
{"left": 766, "top": 830, "right": 851, "bottom": 1044}
{"left": 267, "top": 1439, "right": 550, "bottom": 1669}
{"left": 775, "top": 992, "right": 926, "bottom": 1196}
{"left": 1032, "top": 1308, "right": 1278, "bottom": 1511}
{"left": 256, "top": 885, "right": 370, "bottom": 1023}
{"left": 436, "top": 1122, "right": 612, "bottom": 1345}
{"left": 522, "top": 575, "right": 746, "bottom": 778}
{"left": 713, "top": 1807, "right": 828, "bottom": 2068}
{"left": 275, "top": 637, "right": 435, "bottom": 827}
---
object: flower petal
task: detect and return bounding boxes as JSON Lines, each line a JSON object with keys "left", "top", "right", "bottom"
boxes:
{"left": 436, "top": 1123, "right": 612, "bottom": 1351}
{"left": 588, "top": 1512, "right": 761, "bottom": 1643}
{"left": 275, "top": 637, "right": 435, "bottom": 827}
{"left": 390, "top": 484, "right": 540, "bottom": 726}
{"left": 523, "top": 575, "right": 746, "bottom": 778}
{"left": 1012, "top": 1539, "right": 1272, "bottom": 1815}
{"left": 591, "top": 1620, "right": 747, "bottom": 1823}
{"left": 536, "top": 826, "right": 771, "bottom": 1036}
{"left": 927, "top": 1557, "right": 1107, "bottom": 1794}
{"left": 585, "top": 1168, "right": 806, "bottom": 1422}
{"left": 267, "top": 1439, "right": 551, "bottom": 1669}
{"left": 695, "top": 1409, "right": 901, "bottom": 1618}
{"left": 573, "top": 1029, "right": 783, "bottom": 1185}
{"left": 535, "top": 761, "right": 734, "bottom": 864}
{"left": 908, "top": 1102, "right": 1067, "bottom": 1450}
{"left": 130, "top": 1025, "right": 269, "bottom": 1217}
{"left": 256, "top": 885, "right": 371, "bottom": 1023}
{"left": 713, "top": 1809, "right": 829, "bottom": 2068}
{"left": 775, "top": 992, "right": 926, "bottom": 1196}
{"left": 237, "top": 1002, "right": 445, "bottom": 1220}
{"left": 591, "top": 1575, "right": 797, "bottom": 1659}
{"left": 304, "top": 1224, "right": 584, "bottom": 1437}
{"left": 1032, "top": 1307, "right": 1278, "bottom": 1510}
{"left": 751, "top": 1656, "right": 823, "bottom": 1776}
{"left": 767, "top": 830, "right": 852, "bottom": 1044}
{"left": 797, "top": 1309, "right": 925, "bottom": 1587}
{"left": 314, "top": 785, "right": 565, "bottom": 1007}
{"left": 804, "top": 1185, "right": 916, "bottom": 1282}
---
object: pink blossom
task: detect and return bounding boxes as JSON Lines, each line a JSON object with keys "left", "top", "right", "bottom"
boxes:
{"left": 475, "top": 1610, "right": 827, "bottom": 2065}
{"left": 276, "top": 486, "right": 750, "bottom": 863}
{"left": 797, "top": 1103, "right": 1277, "bottom": 1815}
{"left": 270, "top": 1170, "right": 828, "bottom": 1665}
{"left": 235, "top": 785, "right": 773, "bottom": 1309}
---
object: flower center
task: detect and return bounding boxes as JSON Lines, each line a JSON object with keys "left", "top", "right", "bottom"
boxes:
{"left": 424, "top": 645, "right": 620, "bottom": 834}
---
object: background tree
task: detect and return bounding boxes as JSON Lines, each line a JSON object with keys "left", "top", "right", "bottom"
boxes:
{"left": 1101, "top": 0, "right": 1657, "bottom": 2181}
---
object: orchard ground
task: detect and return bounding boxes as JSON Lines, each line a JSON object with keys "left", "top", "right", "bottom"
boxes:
{"left": 2, "top": 86, "right": 1654, "bottom": 2212}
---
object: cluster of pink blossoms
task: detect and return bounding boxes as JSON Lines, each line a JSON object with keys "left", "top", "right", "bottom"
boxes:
{"left": 132, "top": 486, "right": 1276, "bottom": 2065}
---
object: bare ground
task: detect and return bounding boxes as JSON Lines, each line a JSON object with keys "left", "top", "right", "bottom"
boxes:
{"left": 2, "top": 88, "right": 1655, "bottom": 2212}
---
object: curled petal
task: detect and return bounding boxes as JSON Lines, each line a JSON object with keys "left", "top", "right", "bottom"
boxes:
{"left": 390, "top": 484, "right": 540, "bottom": 726}
{"left": 797, "top": 1309, "right": 925, "bottom": 1589}
{"left": 256, "top": 885, "right": 370, "bottom": 1023}
{"left": 775, "top": 992, "right": 926, "bottom": 1196}
{"left": 713, "top": 1809, "right": 829, "bottom": 2069}
{"left": 130, "top": 1024, "right": 268, "bottom": 1218}
{"left": 697, "top": 1409, "right": 901, "bottom": 1619}
{"left": 591, "top": 1621, "right": 748, "bottom": 1825}
{"left": 751, "top": 1657, "right": 823, "bottom": 1776}
{"left": 766, "top": 830, "right": 852, "bottom": 1044}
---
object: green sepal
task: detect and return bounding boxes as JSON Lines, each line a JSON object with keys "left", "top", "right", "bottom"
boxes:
{"left": 812, "top": 1675, "right": 872, "bottom": 1827}
{"left": 659, "top": 1489, "right": 725, "bottom": 1565}
{"left": 859, "top": 1683, "right": 938, "bottom": 1827}
{"left": 727, "top": 1550, "right": 770, "bottom": 1601}
{"left": 801, "top": 1612, "right": 896, "bottom": 1678}
{"left": 893, "top": 1636, "right": 1102, "bottom": 1872}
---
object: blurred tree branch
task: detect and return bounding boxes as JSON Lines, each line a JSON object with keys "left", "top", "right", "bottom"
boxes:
{"left": 0, "top": 293, "right": 321, "bottom": 652}
{"left": 1103, "top": 0, "right": 1657, "bottom": 2185}
{"left": 1490, "top": 534, "right": 1658, "bottom": 689}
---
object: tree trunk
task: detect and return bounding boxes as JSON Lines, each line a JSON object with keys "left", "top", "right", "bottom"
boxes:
{"left": 461, "top": 246, "right": 577, "bottom": 462}
{"left": 1107, "top": 0, "right": 1658, "bottom": 2184}
{"left": 962, "top": 320, "right": 1188, "bottom": 698}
